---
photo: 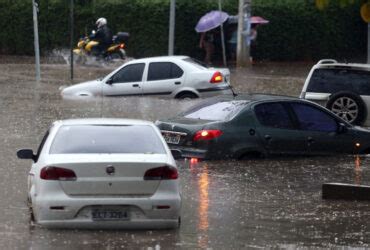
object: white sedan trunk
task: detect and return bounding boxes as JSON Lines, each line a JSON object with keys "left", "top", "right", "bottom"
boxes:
{"left": 47, "top": 154, "right": 168, "bottom": 196}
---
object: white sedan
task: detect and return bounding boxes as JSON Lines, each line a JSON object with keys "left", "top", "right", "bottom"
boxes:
{"left": 61, "top": 56, "right": 233, "bottom": 99}
{"left": 17, "top": 118, "right": 181, "bottom": 229}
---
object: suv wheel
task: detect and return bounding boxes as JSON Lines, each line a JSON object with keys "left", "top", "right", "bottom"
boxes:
{"left": 326, "top": 91, "right": 367, "bottom": 126}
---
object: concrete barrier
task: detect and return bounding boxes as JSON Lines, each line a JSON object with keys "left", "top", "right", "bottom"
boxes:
{"left": 322, "top": 183, "right": 370, "bottom": 201}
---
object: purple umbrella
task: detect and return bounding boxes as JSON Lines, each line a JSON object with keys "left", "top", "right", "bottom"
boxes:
{"left": 250, "top": 16, "right": 269, "bottom": 24}
{"left": 195, "top": 10, "right": 229, "bottom": 33}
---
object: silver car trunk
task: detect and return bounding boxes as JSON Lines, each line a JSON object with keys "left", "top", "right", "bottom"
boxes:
{"left": 47, "top": 154, "right": 167, "bottom": 196}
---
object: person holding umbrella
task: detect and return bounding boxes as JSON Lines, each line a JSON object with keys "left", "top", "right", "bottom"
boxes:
{"left": 199, "top": 31, "right": 215, "bottom": 65}
{"left": 247, "top": 16, "right": 269, "bottom": 63}
{"left": 196, "top": 10, "right": 229, "bottom": 65}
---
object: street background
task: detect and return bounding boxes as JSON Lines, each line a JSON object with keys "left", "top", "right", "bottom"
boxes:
{"left": 1, "top": 59, "right": 370, "bottom": 248}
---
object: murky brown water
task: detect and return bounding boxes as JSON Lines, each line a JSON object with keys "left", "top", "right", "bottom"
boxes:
{"left": 1, "top": 60, "right": 370, "bottom": 248}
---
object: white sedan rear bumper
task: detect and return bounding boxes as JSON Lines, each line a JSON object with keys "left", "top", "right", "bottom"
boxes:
{"left": 39, "top": 218, "right": 179, "bottom": 229}
{"left": 32, "top": 193, "right": 181, "bottom": 229}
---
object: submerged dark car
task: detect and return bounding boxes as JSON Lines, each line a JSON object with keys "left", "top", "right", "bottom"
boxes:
{"left": 155, "top": 94, "right": 370, "bottom": 160}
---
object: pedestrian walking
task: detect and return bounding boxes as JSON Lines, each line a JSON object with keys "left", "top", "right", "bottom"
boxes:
{"left": 247, "top": 16, "right": 269, "bottom": 63}
{"left": 227, "top": 25, "right": 237, "bottom": 61}
{"left": 199, "top": 31, "right": 215, "bottom": 65}
{"left": 195, "top": 10, "right": 229, "bottom": 66}
{"left": 247, "top": 24, "right": 258, "bottom": 63}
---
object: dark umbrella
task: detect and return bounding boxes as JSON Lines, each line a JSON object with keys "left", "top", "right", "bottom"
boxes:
{"left": 195, "top": 10, "right": 229, "bottom": 33}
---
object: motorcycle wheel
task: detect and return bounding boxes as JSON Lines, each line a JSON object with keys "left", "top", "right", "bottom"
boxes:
{"left": 118, "top": 49, "right": 126, "bottom": 59}
{"left": 109, "top": 49, "right": 126, "bottom": 60}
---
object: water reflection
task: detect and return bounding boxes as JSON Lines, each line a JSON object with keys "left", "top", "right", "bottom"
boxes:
{"left": 198, "top": 164, "right": 209, "bottom": 230}
{"left": 197, "top": 164, "right": 209, "bottom": 248}
{"left": 354, "top": 155, "right": 362, "bottom": 185}
{"left": 186, "top": 159, "right": 210, "bottom": 248}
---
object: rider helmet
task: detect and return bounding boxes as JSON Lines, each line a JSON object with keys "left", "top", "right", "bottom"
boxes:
{"left": 96, "top": 17, "right": 107, "bottom": 28}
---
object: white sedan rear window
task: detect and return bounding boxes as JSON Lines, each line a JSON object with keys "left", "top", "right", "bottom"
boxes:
{"left": 50, "top": 125, "right": 166, "bottom": 154}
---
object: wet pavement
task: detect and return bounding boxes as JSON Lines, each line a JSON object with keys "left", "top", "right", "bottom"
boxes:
{"left": 1, "top": 59, "right": 370, "bottom": 248}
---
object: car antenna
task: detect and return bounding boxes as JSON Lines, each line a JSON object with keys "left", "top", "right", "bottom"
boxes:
{"left": 230, "top": 85, "right": 238, "bottom": 98}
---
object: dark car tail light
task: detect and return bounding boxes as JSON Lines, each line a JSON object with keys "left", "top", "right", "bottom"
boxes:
{"left": 119, "top": 43, "right": 125, "bottom": 49}
{"left": 210, "top": 71, "right": 223, "bottom": 84}
{"left": 144, "top": 166, "right": 178, "bottom": 180}
{"left": 40, "top": 167, "right": 77, "bottom": 181}
{"left": 193, "top": 130, "right": 223, "bottom": 141}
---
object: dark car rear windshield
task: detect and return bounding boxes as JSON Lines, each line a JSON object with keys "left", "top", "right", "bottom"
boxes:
{"left": 182, "top": 100, "right": 249, "bottom": 121}
{"left": 50, "top": 125, "right": 166, "bottom": 154}
{"left": 307, "top": 68, "right": 370, "bottom": 95}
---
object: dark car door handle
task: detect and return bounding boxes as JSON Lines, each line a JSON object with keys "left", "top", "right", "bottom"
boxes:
{"left": 174, "top": 81, "right": 181, "bottom": 85}
{"left": 264, "top": 135, "right": 271, "bottom": 141}
{"left": 132, "top": 84, "right": 139, "bottom": 87}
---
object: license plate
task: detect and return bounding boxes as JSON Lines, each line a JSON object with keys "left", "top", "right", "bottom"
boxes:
{"left": 163, "top": 133, "right": 181, "bottom": 144}
{"left": 92, "top": 209, "right": 129, "bottom": 221}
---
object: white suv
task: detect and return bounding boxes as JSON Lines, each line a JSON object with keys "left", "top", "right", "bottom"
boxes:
{"left": 300, "top": 59, "right": 370, "bottom": 126}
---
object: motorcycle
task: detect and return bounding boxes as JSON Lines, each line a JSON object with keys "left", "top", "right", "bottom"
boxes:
{"left": 73, "top": 31, "right": 129, "bottom": 63}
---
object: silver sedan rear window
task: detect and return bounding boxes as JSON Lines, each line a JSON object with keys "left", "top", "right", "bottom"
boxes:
{"left": 50, "top": 125, "right": 166, "bottom": 154}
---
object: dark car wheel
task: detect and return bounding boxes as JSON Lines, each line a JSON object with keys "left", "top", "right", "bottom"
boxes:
{"left": 239, "top": 151, "right": 264, "bottom": 160}
{"left": 360, "top": 147, "right": 370, "bottom": 155}
{"left": 326, "top": 91, "right": 367, "bottom": 126}
{"left": 176, "top": 92, "right": 198, "bottom": 100}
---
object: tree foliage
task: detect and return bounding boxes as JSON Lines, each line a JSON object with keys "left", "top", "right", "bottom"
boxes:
{"left": 0, "top": 0, "right": 366, "bottom": 61}
{"left": 253, "top": 0, "right": 366, "bottom": 61}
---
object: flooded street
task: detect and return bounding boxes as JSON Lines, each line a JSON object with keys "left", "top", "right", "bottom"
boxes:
{"left": 2, "top": 60, "right": 370, "bottom": 248}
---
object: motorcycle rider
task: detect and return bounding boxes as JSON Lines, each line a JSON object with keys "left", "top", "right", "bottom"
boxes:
{"left": 90, "top": 17, "right": 113, "bottom": 57}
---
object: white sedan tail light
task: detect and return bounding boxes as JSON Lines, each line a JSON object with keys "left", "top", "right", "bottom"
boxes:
{"left": 144, "top": 166, "right": 178, "bottom": 180}
{"left": 40, "top": 166, "right": 77, "bottom": 181}
{"left": 210, "top": 71, "right": 223, "bottom": 84}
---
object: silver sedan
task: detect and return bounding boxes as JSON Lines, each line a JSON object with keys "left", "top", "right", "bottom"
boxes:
{"left": 17, "top": 118, "right": 181, "bottom": 229}
{"left": 61, "top": 56, "right": 233, "bottom": 99}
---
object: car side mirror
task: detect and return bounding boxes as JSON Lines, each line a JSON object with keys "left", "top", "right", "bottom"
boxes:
{"left": 17, "top": 149, "right": 36, "bottom": 162}
{"left": 171, "top": 149, "right": 182, "bottom": 159}
{"left": 106, "top": 78, "right": 113, "bottom": 85}
{"left": 337, "top": 123, "right": 348, "bottom": 134}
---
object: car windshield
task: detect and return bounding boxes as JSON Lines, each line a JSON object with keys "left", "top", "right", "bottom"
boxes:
{"left": 50, "top": 125, "right": 166, "bottom": 154}
{"left": 183, "top": 57, "right": 209, "bottom": 69}
{"left": 182, "top": 100, "right": 249, "bottom": 121}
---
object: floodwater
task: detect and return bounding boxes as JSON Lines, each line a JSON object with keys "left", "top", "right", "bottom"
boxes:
{"left": 1, "top": 59, "right": 370, "bottom": 249}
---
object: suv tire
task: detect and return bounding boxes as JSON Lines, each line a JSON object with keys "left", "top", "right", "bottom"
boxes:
{"left": 326, "top": 91, "right": 367, "bottom": 126}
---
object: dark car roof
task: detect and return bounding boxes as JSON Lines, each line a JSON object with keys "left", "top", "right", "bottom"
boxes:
{"left": 210, "top": 93, "right": 351, "bottom": 125}
{"left": 177, "top": 94, "right": 304, "bottom": 122}
{"left": 211, "top": 93, "right": 299, "bottom": 103}
{"left": 191, "top": 94, "right": 306, "bottom": 112}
